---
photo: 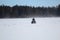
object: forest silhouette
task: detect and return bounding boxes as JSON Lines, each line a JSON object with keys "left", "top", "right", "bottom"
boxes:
{"left": 0, "top": 4, "right": 60, "bottom": 18}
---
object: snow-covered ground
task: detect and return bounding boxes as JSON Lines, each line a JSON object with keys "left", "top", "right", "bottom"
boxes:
{"left": 0, "top": 17, "right": 60, "bottom": 40}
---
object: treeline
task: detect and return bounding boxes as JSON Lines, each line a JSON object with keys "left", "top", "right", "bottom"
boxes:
{"left": 0, "top": 4, "right": 60, "bottom": 18}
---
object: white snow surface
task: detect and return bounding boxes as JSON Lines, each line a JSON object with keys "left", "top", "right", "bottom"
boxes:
{"left": 0, "top": 17, "right": 60, "bottom": 40}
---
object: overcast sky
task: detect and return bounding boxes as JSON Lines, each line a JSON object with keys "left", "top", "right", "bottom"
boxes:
{"left": 0, "top": 0, "right": 60, "bottom": 7}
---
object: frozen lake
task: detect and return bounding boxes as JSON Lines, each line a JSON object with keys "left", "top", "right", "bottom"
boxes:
{"left": 0, "top": 17, "right": 60, "bottom": 40}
